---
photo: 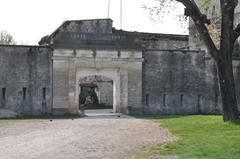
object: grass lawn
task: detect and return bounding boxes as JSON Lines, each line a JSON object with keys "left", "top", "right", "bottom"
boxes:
{"left": 142, "top": 115, "right": 240, "bottom": 159}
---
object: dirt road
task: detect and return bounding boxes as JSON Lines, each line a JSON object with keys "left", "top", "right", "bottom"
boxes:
{"left": 0, "top": 113, "right": 173, "bottom": 159}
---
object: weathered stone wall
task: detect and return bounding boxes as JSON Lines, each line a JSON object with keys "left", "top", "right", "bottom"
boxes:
{"left": 3, "top": 18, "right": 240, "bottom": 117}
{"left": 112, "top": 29, "right": 189, "bottom": 50}
{"left": 189, "top": 19, "right": 208, "bottom": 51}
{"left": 143, "top": 50, "right": 216, "bottom": 114}
{"left": 0, "top": 46, "right": 53, "bottom": 115}
{"left": 59, "top": 19, "right": 113, "bottom": 34}
{"left": 142, "top": 50, "right": 240, "bottom": 114}
{"left": 43, "top": 19, "right": 190, "bottom": 115}
{"left": 137, "top": 34, "right": 189, "bottom": 50}
{"left": 98, "top": 82, "right": 113, "bottom": 106}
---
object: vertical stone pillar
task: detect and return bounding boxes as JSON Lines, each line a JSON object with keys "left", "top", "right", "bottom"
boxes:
{"left": 68, "top": 59, "right": 78, "bottom": 114}
{"left": 52, "top": 59, "right": 69, "bottom": 114}
{"left": 113, "top": 70, "right": 121, "bottom": 113}
{"left": 127, "top": 61, "right": 143, "bottom": 114}
{"left": 120, "top": 69, "right": 128, "bottom": 113}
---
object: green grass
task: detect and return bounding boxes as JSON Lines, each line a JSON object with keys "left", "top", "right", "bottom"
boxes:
{"left": 143, "top": 115, "right": 240, "bottom": 159}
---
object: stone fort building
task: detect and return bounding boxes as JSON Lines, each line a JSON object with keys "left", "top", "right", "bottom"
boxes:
{"left": 1, "top": 17, "right": 240, "bottom": 116}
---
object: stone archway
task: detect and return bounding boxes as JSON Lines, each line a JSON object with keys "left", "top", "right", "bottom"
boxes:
{"left": 52, "top": 48, "right": 143, "bottom": 115}
{"left": 79, "top": 83, "right": 99, "bottom": 108}
{"left": 78, "top": 75, "right": 113, "bottom": 109}
{"left": 76, "top": 69, "right": 120, "bottom": 113}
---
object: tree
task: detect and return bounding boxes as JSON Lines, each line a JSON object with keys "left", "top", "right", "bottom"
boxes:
{"left": 0, "top": 31, "right": 16, "bottom": 45}
{"left": 146, "top": 0, "right": 240, "bottom": 121}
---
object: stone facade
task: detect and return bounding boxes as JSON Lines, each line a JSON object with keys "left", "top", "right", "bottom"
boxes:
{"left": 0, "top": 46, "right": 53, "bottom": 115}
{"left": 41, "top": 19, "right": 189, "bottom": 115}
{"left": 52, "top": 48, "right": 143, "bottom": 114}
{"left": 143, "top": 49, "right": 240, "bottom": 114}
{"left": 0, "top": 18, "right": 240, "bottom": 116}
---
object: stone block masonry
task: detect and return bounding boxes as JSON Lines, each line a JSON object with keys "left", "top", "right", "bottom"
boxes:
{"left": 142, "top": 49, "right": 240, "bottom": 115}
{"left": 1, "top": 18, "right": 240, "bottom": 116}
{"left": 0, "top": 45, "right": 53, "bottom": 115}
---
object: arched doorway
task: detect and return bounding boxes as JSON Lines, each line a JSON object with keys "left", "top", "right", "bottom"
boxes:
{"left": 76, "top": 69, "right": 120, "bottom": 113}
{"left": 78, "top": 75, "right": 113, "bottom": 110}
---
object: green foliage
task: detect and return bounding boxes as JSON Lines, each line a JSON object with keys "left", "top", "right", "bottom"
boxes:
{"left": 233, "top": 41, "right": 240, "bottom": 57}
{"left": 0, "top": 31, "right": 16, "bottom": 45}
{"left": 143, "top": 115, "right": 240, "bottom": 159}
{"left": 203, "top": 0, "right": 212, "bottom": 10}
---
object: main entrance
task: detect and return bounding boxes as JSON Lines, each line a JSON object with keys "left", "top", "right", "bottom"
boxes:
{"left": 78, "top": 75, "right": 113, "bottom": 110}
{"left": 52, "top": 47, "right": 143, "bottom": 115}
{"left": 76, "top": 69, "right": 120, "bottom": 113}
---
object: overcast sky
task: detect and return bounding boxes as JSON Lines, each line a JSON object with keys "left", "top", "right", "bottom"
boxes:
{"left": 0, "top": 0, "right": 186, "bottom": 45}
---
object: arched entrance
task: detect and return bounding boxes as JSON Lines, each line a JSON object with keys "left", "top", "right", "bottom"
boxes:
{"left": 76, "top": 69, "right": 120, "bottom": 113}
{"left": 78, "top": 75, "right": 113, "bottom": 110}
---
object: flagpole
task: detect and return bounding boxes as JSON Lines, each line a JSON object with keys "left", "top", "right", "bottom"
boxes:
{"left": 120, "top": 0, "right": 122, "bottom": 29}
{"left": 107, "top": 0, "right": 111, "bottom": 18}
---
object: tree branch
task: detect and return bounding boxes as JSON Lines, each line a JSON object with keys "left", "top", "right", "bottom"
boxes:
{"left": 234, "top": 23, "right": 240, "bottom": 40}
{"left": 176, "top": 0, "right": 219, "bottom": 58}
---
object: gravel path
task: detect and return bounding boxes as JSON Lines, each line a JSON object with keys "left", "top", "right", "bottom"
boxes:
{"left": 0, "top": 113, "right": 174, "bottom": 159}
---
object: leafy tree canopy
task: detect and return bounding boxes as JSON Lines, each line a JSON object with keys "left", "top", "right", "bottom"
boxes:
{"left": 0, "top": 31, "right": 16, "bottom": 45}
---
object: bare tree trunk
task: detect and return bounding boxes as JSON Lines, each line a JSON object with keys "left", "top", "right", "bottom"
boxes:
{"left": 216, "top": 0, "right": 239, "bottom": 121}
{"left": 216, "top": 58, "right": 239, "bottom": 121}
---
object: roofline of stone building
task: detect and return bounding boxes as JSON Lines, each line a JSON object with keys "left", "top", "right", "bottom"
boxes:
{"left": 112, "top": 28, "right": 189, "bottom": 41}
{"left": 51, "top": 43, "right": 144, "bottom": 50}
{"left": 39, "top": 18, "right": 113, "bottom": 45}
{"left": 39, "top": 18, "right": 189, "bottom": 45}
{"left": 145, "top": 49, "right": 198, "bottom": 51}
{"left": 65, "top": 18, "right": 113, "bottom": 22}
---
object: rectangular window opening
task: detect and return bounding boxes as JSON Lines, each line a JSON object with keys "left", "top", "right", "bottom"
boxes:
{"left": 197, "top": 94, "right": 202, "bottom": 113}
{"left": 215, "top": 94, "right": 218, "bottom": 113}
{"left": 180, "top": 94, "right": 184, "bottom": 107}
{"left": 2, "top": 88, "right": 6, "bottom": 100}
{"left": 212, "top": 5, "right": 216, "bottom": 17}
{"left": 146, "top": 94, "right": 149, "bottom": 106}
{"left": 23, "top": 87, "right": 26, "bottom": 100}
{"left": 163, "top": 94, "right": 166, "bottom": 107}
{"left": 43, "top": 88, "right": 46, "bottom": 100}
